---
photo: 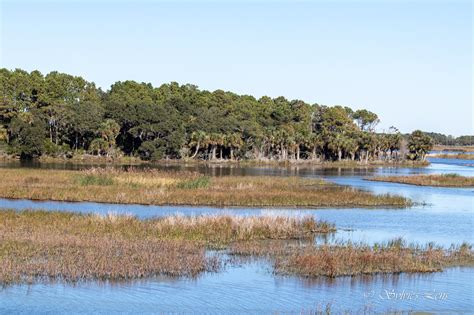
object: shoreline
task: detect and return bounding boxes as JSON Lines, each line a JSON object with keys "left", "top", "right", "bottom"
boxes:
{"left": 1, "top": 154, "right": 430, "bottom": 169}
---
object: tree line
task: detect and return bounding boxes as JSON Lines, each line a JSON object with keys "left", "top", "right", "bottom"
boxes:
{"left": 0, "top": 68, "right": 434, "bottom": 162}
{"left": 422, "top": 132, "right": 473, "bottom": 147}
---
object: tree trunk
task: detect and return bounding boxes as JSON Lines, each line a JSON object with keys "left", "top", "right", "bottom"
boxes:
{"left": 75, "top": 133, "right": 78, "bottom": 151}
{"left": 338, "top": 149, "right": 342, "bottom": 161}
{"left": 312, "top": 146, "right": 317, "bottom": 160}
{"left": 219, "top": 147, "right": 223, "bottom": 160}
{"left": 230, "top": 147, "right": 234, "bottom": 160}
{"left": 211, "top": 146, "right": 217, "bottom": 160}
{"left": 296, "top": 146, "right": 300, "bottom": 160}
{"left": 191, "top": 142, "right": 200, "bottom": 159}
{"left": 365, "top": 151, "right": 369, "bottom": 164}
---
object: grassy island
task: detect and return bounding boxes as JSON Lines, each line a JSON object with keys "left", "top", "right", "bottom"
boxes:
{"left": 0, "top": 168, "right": 412, "bottom": 208}
{"left": 231, "top": 239, "right": 473, "bottom": 278}
{"left": 368, "top": 174, "right": 474, "bottom": 187}
{"left": 0, "top": 210, "right": 332, "bottom": 284}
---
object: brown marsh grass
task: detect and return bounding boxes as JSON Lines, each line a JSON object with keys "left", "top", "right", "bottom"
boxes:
{"left": 0, "top": 167, "right": 412, "bottom": 207}
{"left": 433, "top": 153, "right": 474, "bottom": 160}
{"left": 230, "top": 239, "right": 474, "bottom": 278}
{"left": 433, "top": 145, "right": 474, "bottom": 152}
{"left": 368, "top": 174, "right": 474, "bottom": 187}
{"left": 0, "top": 210, "right": 332, "bottom": 284}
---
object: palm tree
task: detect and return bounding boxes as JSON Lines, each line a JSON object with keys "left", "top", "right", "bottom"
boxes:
{"left": 308, "top": 133, "right": 323, "bottom": 160}
{"left": 208, "top": 133, "right": 221, "bottom": 160}
{"left": 226, "top": 132, "right": 243, "bottom": 160}
{"left": 98, "top": 119, "right": 120, "bottom": 156}
{"left": 189, "top": 131, "right": 206, "bottom": 159}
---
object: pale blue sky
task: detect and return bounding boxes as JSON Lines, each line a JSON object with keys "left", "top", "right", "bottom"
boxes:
{"left": 1, "top": 0, "right": 472, "bottom": 136}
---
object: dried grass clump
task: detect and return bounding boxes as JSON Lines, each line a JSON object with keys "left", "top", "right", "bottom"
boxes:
{"left": 0, "top": 210, "right": 224, "bottom": 284}
{"left": 152, "top": 214, "right": 334, "bottom": 246}
{"left": 230, "top": 239, "right": 474, "bottom": 278}
{"left": 369, "top": 174, "right": 474, "bottom": 187}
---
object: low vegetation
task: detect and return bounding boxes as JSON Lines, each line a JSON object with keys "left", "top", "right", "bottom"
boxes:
{"left": 432, "top": 153, "right": 474, "bottom": 160}
{"left": 432, "top": 145, "right": 474, "bottom": 152}
{"left": 230, "top": 239, "right": 474, "bottom": 278}
{"left": 0, "top": 167, "right": 412, "bottom": 207}
{"left": 368, "top": 174, "right": 474, "bottom": 187}
{"left": 0, "top": 210, "right": 332, "bottom": 284}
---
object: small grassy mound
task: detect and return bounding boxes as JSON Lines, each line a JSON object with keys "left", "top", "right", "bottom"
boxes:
{"left": 368, "top": 174, "right": 474, "bottom": 187}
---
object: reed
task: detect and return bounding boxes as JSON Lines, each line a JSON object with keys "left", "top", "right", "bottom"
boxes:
{"left": 230, "top": 239, "right": 474, "bottom": 278}
{"left": 0, "top": 210, "right": 332, "bottom": 284}
{"left": 368, "top": 174, "right": 474, "bottom": 187}
{"left": 0, "top": 167, "right": 412, "bottom": 207}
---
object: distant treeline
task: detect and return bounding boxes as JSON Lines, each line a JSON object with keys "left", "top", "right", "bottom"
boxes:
{"left": 419, "top": 132, "right": 473, "bottom": 146}
{"left": 1, "top": 68, "right": 433, "bottom": 161}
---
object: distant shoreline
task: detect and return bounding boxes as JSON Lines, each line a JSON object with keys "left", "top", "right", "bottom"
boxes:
{"left": 1, "top": 153, "right": 430, "bottom": 168}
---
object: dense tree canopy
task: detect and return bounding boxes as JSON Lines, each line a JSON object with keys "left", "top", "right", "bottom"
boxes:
{"left": 0, "top": 68, "right": 442, "bottom": 161}
{"left": 407, "top": 130, "right": 434, "bottom": 161}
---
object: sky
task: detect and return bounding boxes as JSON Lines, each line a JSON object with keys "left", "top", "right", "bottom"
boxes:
{"left": 0, "top": 0, "right": 472, "bottom": 136}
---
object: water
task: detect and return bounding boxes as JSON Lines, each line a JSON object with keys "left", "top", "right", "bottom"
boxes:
{"left": 0, "top": 158, "right": 472, "bottom": 313}
{"left": 1, "top": 264, "right": 472, "bottom": 313}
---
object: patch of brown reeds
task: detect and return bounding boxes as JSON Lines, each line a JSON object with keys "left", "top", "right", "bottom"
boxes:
{"left": 433, "top": 145, "right": 474, "bottom": 152}
{"left": 230, "top": 239, "right": 474, "bottom": 278}
{"left": 368, "top": 174, "right": 474, "bottom": 187}
{"left": 0, "top": 168, "right": 412, "bottom": 207}
{"left": 433, "top": 153, "right": 474, "bottom": 160}
{"left": 0, "top": 210, "right": 333, "bottom": 284}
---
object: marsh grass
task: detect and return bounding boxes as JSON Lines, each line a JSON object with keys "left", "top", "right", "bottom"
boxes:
{"left": 0, "top": 168, "right": 412, "bottom": 207}
{"left": 433, "top": 145, "right": 474, "bottom": 153}
{"left": 176, "top": 176, "right": 210, "bottom": 189}
{"left": 1, "top": 210, "right": 470, "bottom": 284}
{"left": 76, "top": 174, "right": 114, "bottom": 186}
{"left": 230, "top": 239, "right": 474, "bottom": 278}
{"left": 368, "top": 174, "right": 474, "bottom": 187}
{"left": 433, "top": 153, "right": 474, "bottom": 160}
{"left": 0, "top": 210, "right": 332, "bottom": 284}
